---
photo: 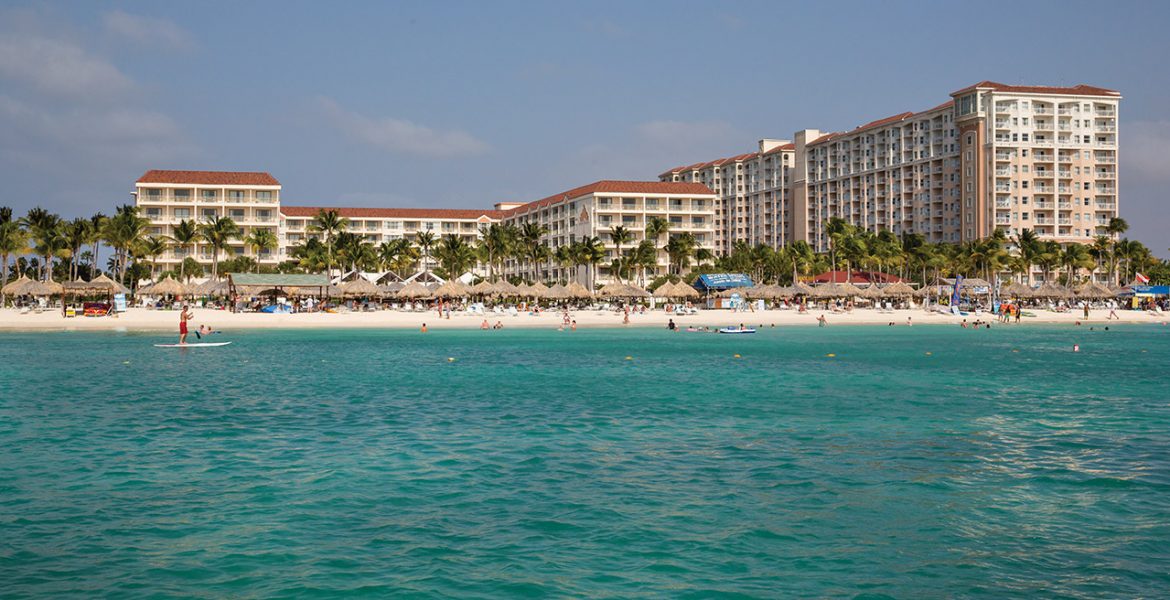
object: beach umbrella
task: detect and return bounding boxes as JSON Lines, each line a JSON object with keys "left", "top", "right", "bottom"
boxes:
{"left": 652, "top": 281, "right": 677, "bottom": 296}
{"left": 397, "top": 281, "right": 433, "bottom": 299}
{"left": 381, "top": 282, "right": 405, "bottom": 295}
{"left": 1075, "top": 281, "right": 1113, "bottom": 299}
{"left": 87, "top": 273, "right": 130, "bottom": 296}
{"left": 528, "top": 282, "right": 550, "bottom": 298}
{"left": 1035, "top": 282, "right": 1073, "bottom": 299}
{"left": 881, "top": 282, "right": 916, "bottom": 297}
{"left": 858, "top": 284, "right": 884, "bottom": 300}
{"left": 141, "top": 276, "right": 188, "bottom": 296}
{"left": 2, "top": 275, "right": 33, "bottom": 296}
{"left": 544, "top": 283, "right": 568, "bottom": 299}
{"left": 670, "top": 282, "right": 700, "bottom": 299}
{"left": 597, "top": 282, "right": 648, "bottom": 298}
{"left": 793, "top": 281, "right": 814, "bottom": 296}
{"left": 838, "top": 282, "right": 864, "bottom": 297}
{"left": 564, "top": 281, "right": 592, "bottom": 299}
{"left": 340, "top": 277, "right": 382, "bottom": 298}
{"left": 768, "top": 285, "right": 796, "bottom": 299}
{"left": 432, "top": 279, "right": 469, "bottom": 299}
{"left": 489, "top": 280, "right": 521, "bottom": 297}
{"left": 194, "top": 279, "right": 229, "bottom": 296}
{"left": 1002, "top": 282, "right": 1032, "bottom": 298}
{"left": 469, "top": 280, "right": 494, "bottom": 295}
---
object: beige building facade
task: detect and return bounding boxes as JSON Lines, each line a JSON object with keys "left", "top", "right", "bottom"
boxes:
{"left": 499, "top": 181, "right": 718, "bottom": 285}
{"left": 660, "top": 81, "right": 1121, "bottom": 255}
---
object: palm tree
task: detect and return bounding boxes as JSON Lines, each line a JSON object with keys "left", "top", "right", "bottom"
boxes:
{"left": 0, "top": 208, "right": 27, "bottom": 289}
{"left": 1061, "top": 243, "right": 1093, "bottom": 285}
{"left": 243, "top": 228, "right": 279, "bottom": 272}
{"left": 577, "top": 235, "right": 606, "bottom": 289}
{"left": 170, "top": 219, "right": 199, "bottom": 281}
{"left": 645, "top": 216, "right": 671, "bottom": 248}
{"left": 21, "top": 207, "right": 64, "bottom": 281}
{"left": 1089, "top": 235, "right": 1111, "bottom": 283}
{"left": 786, "top": 240, "right": 816, "bottom": 284}
{"left": 435, "top": 235, "right": 476, "bottom": 281}
{"left": 517, "top": 221, "right": 548, "bottom": 282}
{"left": 1106, "top": 217, "right": 1128, "bottom": 284}
{"left": 665, "top": 232, "right": 697, "bottom": 277}
{"left": 198, "top": 216, "right": 240, "bottom": 280}
{"left": 137, "top": 236, "right": 169, "bottom": 278}
{"left": 608, "top": 225, "right": 633, "bottom": 283}
{"left": 88, "top": 212, "right": 107, "bottom": 275}
{"left": 102, "top": 205, "right": 150, "bottom": 284}
{"left": 414, "top": 230, "right": 437, "bottom": 280}
{"left": 62, "top": 218, "right": 92, "bottom": 281}
{"left": 307, "top": 209, "right": 348, "bottom": 275}
{"left": 1013, "top": 229, "right": 1041, "bottom": 285}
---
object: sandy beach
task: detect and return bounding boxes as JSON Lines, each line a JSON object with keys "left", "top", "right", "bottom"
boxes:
{"left": 0, "top": 305, "right": 1161, "bottom": 332}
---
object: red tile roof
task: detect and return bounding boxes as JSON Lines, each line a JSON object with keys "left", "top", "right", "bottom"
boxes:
{"left": 763, "top": 143, "right": 795, "bottom": 155}
{"left": 281, "top": 206, "right": 505, "bottom": 220}
{"left": 950, "top": 81, "right": 1120, "bottom": 97}
{"left": 505, "top": 180, "right": 716, "bottom": 217}
{"left": 137, "top": 170, "right": 280, "bottom": 186}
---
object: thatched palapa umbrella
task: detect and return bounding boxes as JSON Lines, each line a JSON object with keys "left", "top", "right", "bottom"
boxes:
{"left": 432, "top": 279, "right": 469, "bottom": 299}
{"left": 141, "top": 276, "right": 188, "bottom": 296}
{"left": 397, "top": 281, "right": 433, "bottom": 299}
{"left": 544, "top": 283, "right": 568, "bottom": 300}
{"left": 88, "top": 273, "right": 130, "bottom": 296}
{"left": 881, "top": 282, "right": 916, "bottom": 297}
{"left": 1075, "top": 281, "right": 1113, "bottom": 299}
{"left": 489, "top": 280, "right": 522, "bottom": 297}
{"left": 858, "top": 284, "right": 884, "bottom": 300}
{"left": 598, "top": 282, "right": 648, "bottom": 298}
{"left": 528, "top": 282, "right": 550, "bottom": 298}
{"left": 564, "top": 281, "right": 592, "bottom": 299}
{"left": 469, "top": 280, "right": 494, "bottom": 295}
{"left": 2, "top": 275, "right": 33, "bottom": 296}
{"left": 1034, "top": 282, "right": 1074, "bottom": 299}
{"left": 341, "top": 277, "right": 382, "bottom": 298}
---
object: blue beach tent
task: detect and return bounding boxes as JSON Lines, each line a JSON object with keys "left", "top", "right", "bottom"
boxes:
{"left": 694, "top": 274, "right": 754, "bottom": 292}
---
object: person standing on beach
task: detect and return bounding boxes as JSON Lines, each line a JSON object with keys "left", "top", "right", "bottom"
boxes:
{"left": 817, "top": 314, "right": 827, "bottom": 327}
{"left": 178, "top": 304, "right": 192, "bottom": 345}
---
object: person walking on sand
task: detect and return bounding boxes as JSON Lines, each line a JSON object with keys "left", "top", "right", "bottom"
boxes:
{"left": 178, "top": 304, "right": 192, "bottom": 345}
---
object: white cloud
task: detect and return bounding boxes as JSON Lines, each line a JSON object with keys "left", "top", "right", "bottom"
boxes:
{"left": 103, "top": 10, "right": 194, "bottom": 51}
{"left": 1122, "top": 120, "right": 1170, "bottom": 183}
{"left": 0, "top": 95, "right": 197, "bottom": 165}
{"left": 316, "top": 97, "right": 490, "bottom": 159}
{"left": 0, "top": 33, "right": 134, "bottom": 98}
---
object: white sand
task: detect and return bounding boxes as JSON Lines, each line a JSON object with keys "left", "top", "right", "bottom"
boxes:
{"left": 0, "top": 305, "right": 1160, "bottom": 332}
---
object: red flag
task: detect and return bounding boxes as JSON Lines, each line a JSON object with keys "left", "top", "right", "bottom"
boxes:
{"left": 1136, "top": 272, "right": 1150, "bottom": 284}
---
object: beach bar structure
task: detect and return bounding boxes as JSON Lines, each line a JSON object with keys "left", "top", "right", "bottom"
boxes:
{"left": 227, "top": 273, "right": 332, "bottom": 303}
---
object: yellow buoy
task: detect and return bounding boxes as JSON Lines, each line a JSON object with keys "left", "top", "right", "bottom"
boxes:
{"left": 826, "top": 353, "right": 836, "bottom": 358}
{"left": 925, "top": 352, "right": 932, "bottom": 356}
{"left": 1011, "top": 349, "right": 1019, "bottom": 353}
{"left": 447, "top": 357, "right": 455, "bottom": 362}
{"left": 734, "top": 354, "right": 741, "bottom": 358}
{"left": 625, "top": 356, "right": 633, "bottom": 361}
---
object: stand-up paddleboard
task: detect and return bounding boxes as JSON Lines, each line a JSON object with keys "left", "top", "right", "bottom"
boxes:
{"left": 154, "top": 342, "right": 232, "bottom": 348}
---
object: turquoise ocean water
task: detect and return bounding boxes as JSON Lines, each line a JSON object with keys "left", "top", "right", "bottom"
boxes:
{"left": 1, "top": 324, "right": 1168, "bottom": 598}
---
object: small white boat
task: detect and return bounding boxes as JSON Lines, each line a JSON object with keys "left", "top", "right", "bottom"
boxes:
{"left": 717, "top": 327, "right": 756, "bottom": 334}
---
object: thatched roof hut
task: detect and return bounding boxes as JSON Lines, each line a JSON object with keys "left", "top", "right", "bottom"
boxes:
{"left": 469, "top": 281, "right": 494, "bottom": 295}
{"left": 1074, "top": 281, "right": 1113, "bottom": 299}
{"left": 881, "top": 282, "right": 917, "bottom": 296}
{"left": 432, "top": 279, "right": 469, "bottom": 299}
{"left": 140, "top": 276, "right": 188, "bottom": 296}
{"left": 544, "top": 283, "right": 568, "bottom": 300}
{"left": 1034, "top": 282, "right": 1074, "bottom": 299}
{"left": 528, "top": 282, "right": 550, "bottom": 298}
{"left": 564, "top": 281, "right": 592, "bottom": 299}
{"left": 340, "top": 277, "right": 382, "bottom": 298}
{"left": 597, "top": 282, "right": 649, "bottom": 298}
{"left": 397, "top": 281, "right": 433, "bottom": 299}
{"left": 2, "top": 275, "right": 32, "bottom": 295}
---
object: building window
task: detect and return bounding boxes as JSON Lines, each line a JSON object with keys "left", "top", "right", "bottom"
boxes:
{"left": 201, "top": 190, "right": 217, "bottom": 200}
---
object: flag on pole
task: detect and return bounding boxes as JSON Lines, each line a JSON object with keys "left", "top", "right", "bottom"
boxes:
{"left": 1136, "top": 272, "right": 1150, "bottom": 284}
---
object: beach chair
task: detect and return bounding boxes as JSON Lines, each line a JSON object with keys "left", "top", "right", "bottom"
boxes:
{"left": 507, "top": 307, "right": 519, "bottom": 317}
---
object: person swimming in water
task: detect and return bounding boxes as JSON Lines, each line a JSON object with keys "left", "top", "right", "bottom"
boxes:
{"left": 194, "top": 324, "right": 220, "bottom": 339}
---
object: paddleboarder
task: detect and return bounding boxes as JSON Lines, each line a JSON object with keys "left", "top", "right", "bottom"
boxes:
{"left": 178, "top": 304, "right": 192, "bottom": 345}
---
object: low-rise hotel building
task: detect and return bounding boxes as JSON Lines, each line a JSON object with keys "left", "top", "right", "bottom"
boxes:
{"left": 498, "top": 181, "right": 718, "bottom": 284}
{"left": 134, "top": 170, "right": 283, "bottom": 269}
{"left": 134, "top": 171, "right": 717, "bottom": 285}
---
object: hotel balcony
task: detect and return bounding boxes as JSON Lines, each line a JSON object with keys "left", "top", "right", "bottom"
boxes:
{"left": 995, "top": 199, "right": 1012, "bottom": 209}
{"left": 1096, "top": 108, "right": 1117, "bottom": 117}
{"left": 1033, "top": 107, "right": 1053, "bottom": 115}
{"left": 1034, "top": 200, "right": 1055, "bottom": 209}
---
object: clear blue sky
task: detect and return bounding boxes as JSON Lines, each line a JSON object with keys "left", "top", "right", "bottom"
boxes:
{"left": 2, "top": 0, "right": 1168, "bottom": 255}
